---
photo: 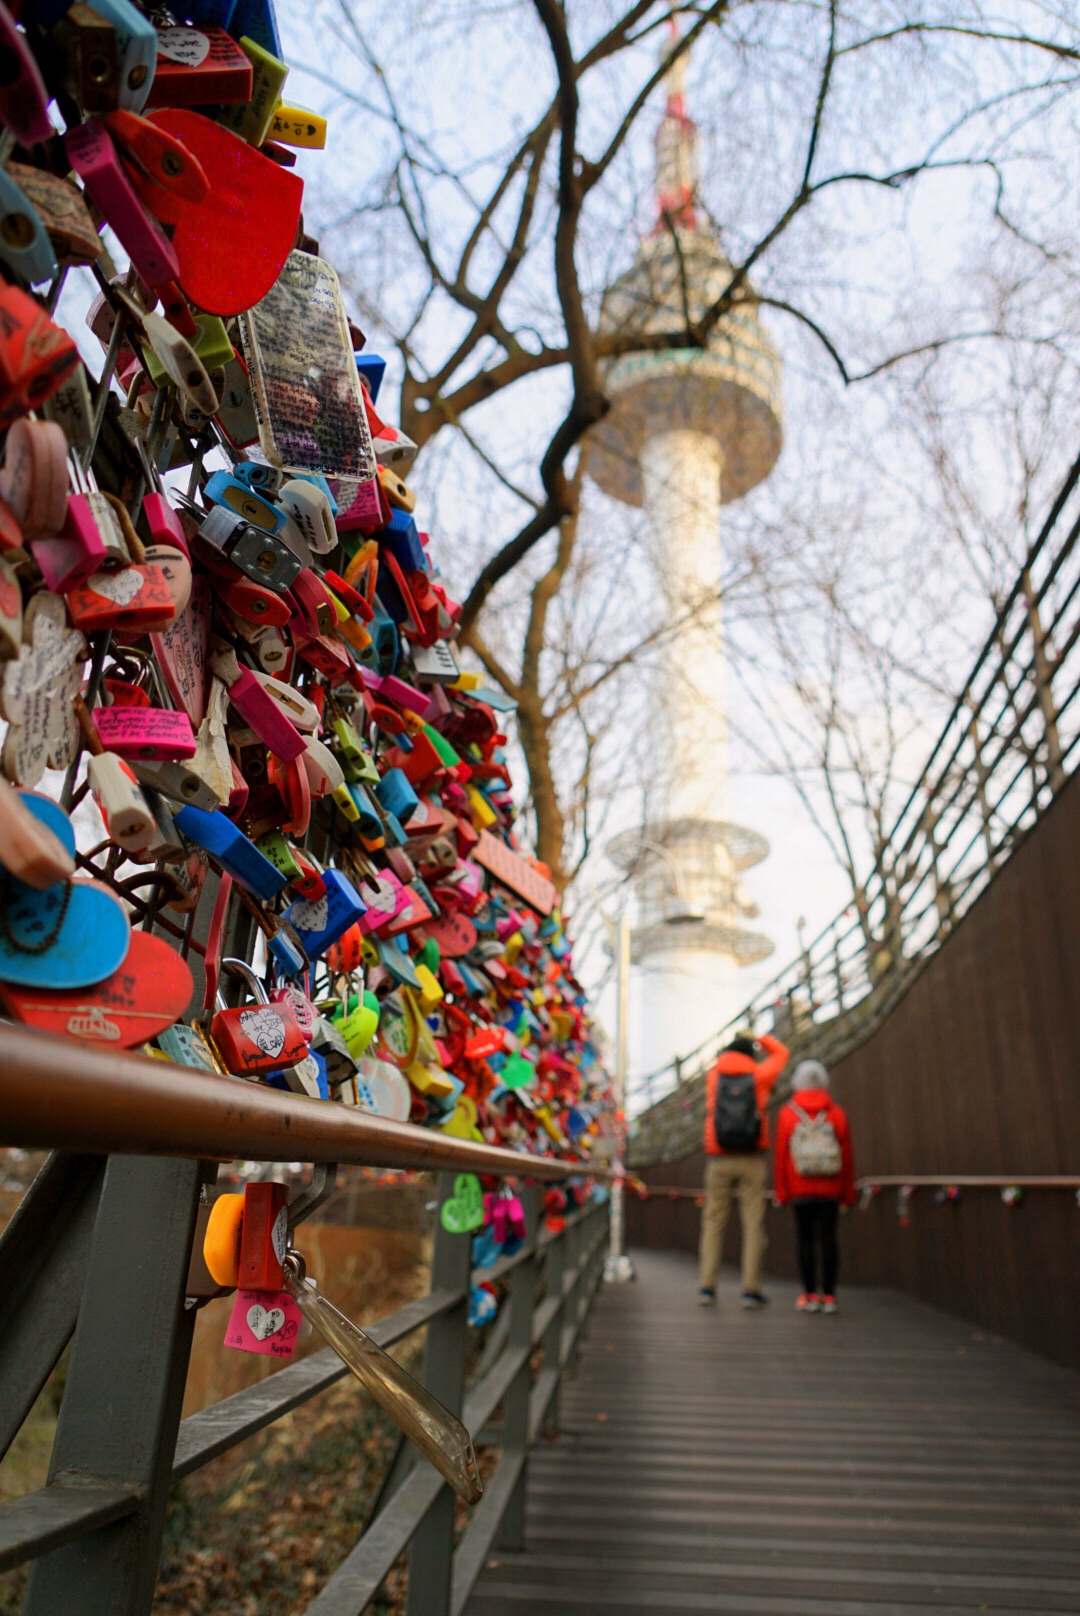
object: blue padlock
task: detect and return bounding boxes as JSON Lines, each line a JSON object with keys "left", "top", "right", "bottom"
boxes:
{"left": 282, "top": 869, "right": 366, "bottom": 960}
{"left": 375, "top": 768, "right": 419, "bottom": 826}
{"left": 89, "top": 0, "right": 157, "bottom": 111}
{"left": 375, "top": 935, "right": 421, "bottom": 989}
{"left": 356, "top": 353, "right": 387, "bottom": 403}
{"left": 174, "top": 805, "right": 287, "bottom": 900}
{"left": 376, "top": 508, "right": 426, "bottom": 573}
{"left": 204, "top": 470, "right": 288, "bottom": 535}
{"left": 0, "top": 172, "right": 56, "bottom": 287}
{"left": 229, "top": 0, "right": 281, "bottom": 56}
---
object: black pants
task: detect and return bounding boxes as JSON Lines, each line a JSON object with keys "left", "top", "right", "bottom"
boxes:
{"left": 793, "top": 1199, "right": 839, "bottom": 1295}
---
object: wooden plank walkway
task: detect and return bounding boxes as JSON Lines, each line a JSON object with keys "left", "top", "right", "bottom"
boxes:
{"left": 464, "top": 1248, "right": 1080, "bottom": 1615}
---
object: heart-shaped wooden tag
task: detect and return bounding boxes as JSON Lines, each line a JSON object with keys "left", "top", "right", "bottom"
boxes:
{"left": 440, "top": 1172, "right": 485, "bottom": 1235}
{"left": 146, "top": 110, "right": 303, "bottom": 316}
{"left": 0, "top": 928, "right": 194, "bottom": 1045}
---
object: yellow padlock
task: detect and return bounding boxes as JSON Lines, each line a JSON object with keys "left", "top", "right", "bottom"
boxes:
{"left": 406, "top": 1059, "right": 455, "bottom": 1099}
{"left": 270, "top": 104, "right": 328, "bottom": 149}
{"left": 414, "top": 962, "right": 444, "bottom": 1010}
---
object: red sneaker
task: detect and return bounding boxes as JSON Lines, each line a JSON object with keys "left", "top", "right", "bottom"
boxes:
{"left": 796, "top": 1293, "right": 820, "bottom": 1313}
{"left": 821, "top": 1295, "right": 838, "bottom": 1314}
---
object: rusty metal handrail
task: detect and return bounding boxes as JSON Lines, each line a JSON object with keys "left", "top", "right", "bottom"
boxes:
{"left": 0, "top": 1024, "right": 603, "bottom": 1181}
{"left": 857, "top": 1174, "right": 1080, "bottom": 1189}
{"left": 629, "top": 1174, "right": 1080, "bottom": 1199}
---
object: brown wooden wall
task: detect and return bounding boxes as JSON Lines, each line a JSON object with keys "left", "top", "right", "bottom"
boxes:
{"left": 627, "top": 770, "right": 1080, "bottom": 1371}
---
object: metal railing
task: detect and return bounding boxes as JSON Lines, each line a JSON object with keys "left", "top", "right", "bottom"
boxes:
{"left": 629, "top": 448, "right": 1080, "bottom": 1119}
{"left": 0, "top": 1031, "right": 609, "bottom": 1616}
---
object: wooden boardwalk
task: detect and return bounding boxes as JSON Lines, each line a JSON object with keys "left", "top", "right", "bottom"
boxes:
{"left": 464, "top": 1248, "right": 1080, "bottom": 1615}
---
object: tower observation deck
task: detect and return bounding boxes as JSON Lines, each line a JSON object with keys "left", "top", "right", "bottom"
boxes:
{"left": 593, "top": 40, "right": 782, "bottom": 1078}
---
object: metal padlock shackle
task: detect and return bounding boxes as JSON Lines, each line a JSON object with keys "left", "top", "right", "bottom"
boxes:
{"left": 217, "top": 954, "right": 271, "bottom": 1009}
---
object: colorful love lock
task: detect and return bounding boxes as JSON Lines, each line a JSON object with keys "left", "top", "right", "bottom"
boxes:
{"left": 105, "top": 107, "right": 211, "bottom": 204}
{"left": 147, "top": 108, "right": 303, "bottom": 316}
{"left": 346, "top": 1056, "right": 410, "bottom": 1121}
{"left": 66, "top": 122, "right": 180, "bottom": 290}
{"left": 0, "top": 7, "right": 53, "bottom": 144}
{"left": 211, "top": 957, "right": 307, "bottom": 1076}
{"left": 87, "top": 751, "right": 157, "bottom": 852}
{"left": 281, "top": 869, "right": 366, "bottom": 961}
{"left": 83, "top": 0, "right": 158, "bottom": 111}
{"left": 65, "top": 562, "right": 177, "bottom": 633}
{"left": 147, "top": 24, "right": 254, "bottom": 107}
{"left": 211, "top": 651, "right": 306, "bottom": 760}
{"left": 0, "top": 168, "right": 57, "bottom": 287}
{"left": 174, "top": 804, "right": 287, "bottom": 900}
{"left": 0, "top": 929, "right": 193, "bottom": 1047}
{"left": 198, "top": 504, "right": 303, "bottom": 593}
{"left": 0, "top": 286, "right": 79, "bottom": 423}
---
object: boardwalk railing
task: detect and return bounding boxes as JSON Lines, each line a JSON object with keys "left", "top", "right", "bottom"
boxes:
{"left": 0, "top": 1028, "right": 608, "bottom": 1616}
{"left": 630, "top": 448, "right": 1080, "bottom": 1124}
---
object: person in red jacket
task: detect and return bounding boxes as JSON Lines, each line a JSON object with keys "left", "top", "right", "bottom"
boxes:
{"left": 773, "top": 1060, "right": 856, "bottom": 1314}
{"left": 698, "top": 1029, "right": 790, "bottom": 1308}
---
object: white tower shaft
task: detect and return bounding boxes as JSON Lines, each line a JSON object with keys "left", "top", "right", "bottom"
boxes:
{"left": 641, "top": 429, "right": 729, "bottom": 824}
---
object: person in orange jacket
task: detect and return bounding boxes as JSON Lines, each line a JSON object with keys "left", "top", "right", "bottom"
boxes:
{"left": 698, "top": 1029, "right": 790, "bottom": 1308}
{"left": 773, "top": 1060, "right": 856, "bottom": 1314}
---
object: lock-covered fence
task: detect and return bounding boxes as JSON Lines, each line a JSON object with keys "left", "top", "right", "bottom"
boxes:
{"left": 0, "top": 1041, "right": 609, "bottom": 1615}
{"left": 628, "top": 446, "right": 1080, "bottom": 1138}
{"left": 0, "top": 4, "right": 615, "bottom": 1613}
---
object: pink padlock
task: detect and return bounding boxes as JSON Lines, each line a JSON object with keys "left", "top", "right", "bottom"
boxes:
{"left": 66, "top": 123, "right": 181, "bottom": 291}
{"left": 270, "top": 982, "right": 316, "bottom": 1042}
{"left": 215, "top": 658, "right": 306, "bottom": 762}
{"left": 141, "top": 492, "right": 190, "bottom": 557}
{"left": 94, "top": 705, "right": 197, "bottom": 761}
{"left": 31, "top": 494, "right": 115, "bottom": 591}
{"left": 360, "top": 667, "right": 433, "bottom": 720}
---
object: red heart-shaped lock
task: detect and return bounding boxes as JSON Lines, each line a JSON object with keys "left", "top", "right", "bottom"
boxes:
{"left": 0, "top": 930, "right": 193, "bottom": 1047}
{"left": 145, "top": 110, "right": 303, "bottom": 316}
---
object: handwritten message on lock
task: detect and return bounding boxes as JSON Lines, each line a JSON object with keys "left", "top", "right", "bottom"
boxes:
{"left": 224, "top": 1287, "right": 302, "bottom": 1357}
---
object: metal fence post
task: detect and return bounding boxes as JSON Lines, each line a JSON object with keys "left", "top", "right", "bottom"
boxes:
{"left": 495, "top": 1185, "right": 538, "bottom": 1552}
{"left": 540, "top": 1227, "right": 565, "bottom": 1438}
{"left": 22, "top": 1154, "right": 203, "bottom": 1616}
{"left": 405, "top": 1172, "right": 472, "bottom": 1616}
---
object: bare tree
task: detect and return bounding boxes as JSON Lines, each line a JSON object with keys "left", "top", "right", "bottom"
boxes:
{"left": 295, "top": 0, "right": 1080, "bottom": 890}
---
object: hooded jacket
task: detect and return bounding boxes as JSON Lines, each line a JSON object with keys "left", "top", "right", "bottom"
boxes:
{"left": 703, "top": 1033, "right": 790, "bottom": 1155}
{"left": 773, "top": 1086, "right": 856, "bottom": 1206}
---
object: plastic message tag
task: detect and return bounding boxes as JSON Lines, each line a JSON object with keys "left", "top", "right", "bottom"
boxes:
{"left": 146, "top": 109, "right": 303, "bottom": 317}
{"left": 239, "top": 251, "right": 378, "bottom": 483}
{"left": 225, "top": 1288, "right": 302, "bottom": 1356}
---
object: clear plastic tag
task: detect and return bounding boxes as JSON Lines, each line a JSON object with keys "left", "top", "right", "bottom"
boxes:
{"left": 239, "top": 251, "right": 378, "bottom": 484}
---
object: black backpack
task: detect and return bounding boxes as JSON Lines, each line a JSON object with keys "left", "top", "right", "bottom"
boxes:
{"left": 713, "top": 1070, "right": 761, "bottom": 1151}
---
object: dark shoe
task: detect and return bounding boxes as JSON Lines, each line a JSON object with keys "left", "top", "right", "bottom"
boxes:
{"left": 740, "top": 1290, "right": 769, "bottom": 1309}
{"left": 698, "top": 1288, "right": 716, "bottom": 1306}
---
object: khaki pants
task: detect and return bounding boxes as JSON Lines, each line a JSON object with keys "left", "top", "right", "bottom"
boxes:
{"left": 698, "top": 1153, "right": 769, "bottom": 1292}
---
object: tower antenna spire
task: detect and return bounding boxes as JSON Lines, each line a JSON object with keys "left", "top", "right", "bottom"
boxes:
{"left": 654, "top": 20, "right": 697, "bottom": 233}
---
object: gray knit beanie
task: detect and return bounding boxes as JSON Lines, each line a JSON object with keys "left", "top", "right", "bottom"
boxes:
{"left": 792, "top": 1059, "right": 830, "bottom": 1091}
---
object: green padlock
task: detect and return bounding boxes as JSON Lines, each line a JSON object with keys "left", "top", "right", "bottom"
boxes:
{"left": 336, "top": 989, "right": 379, "bottom": 1058}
